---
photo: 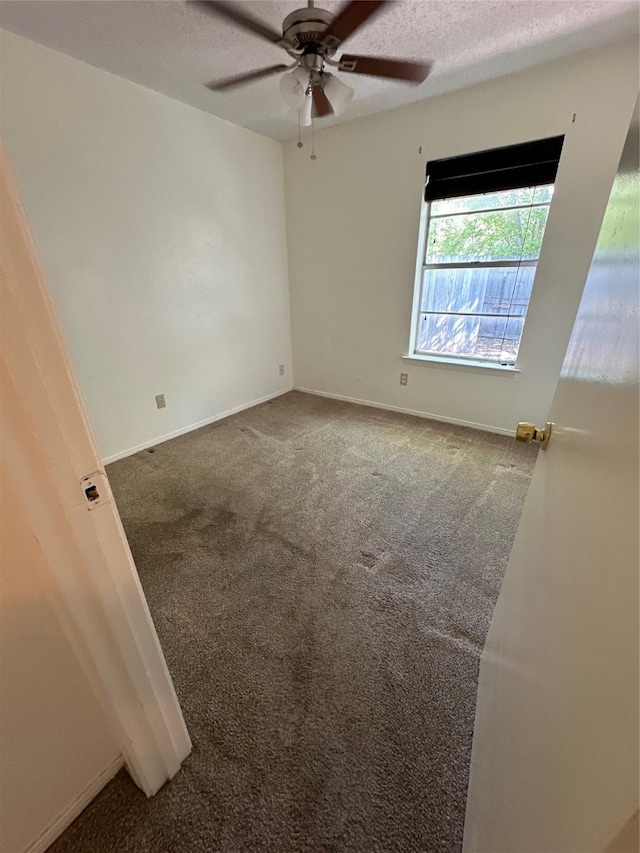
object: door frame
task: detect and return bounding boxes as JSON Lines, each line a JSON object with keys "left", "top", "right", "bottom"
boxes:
{"left": 1, "top": 148, "right": 191, "bottom": 796}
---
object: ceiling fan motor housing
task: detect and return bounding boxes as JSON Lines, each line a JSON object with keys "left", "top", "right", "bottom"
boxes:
{"left": 282, "top": 7, "right": 339, "bottom": 57}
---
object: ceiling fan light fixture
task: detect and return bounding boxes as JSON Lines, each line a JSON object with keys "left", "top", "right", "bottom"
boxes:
{"left": 279, "top": 66, "right": 309, "bottom": 110}
{"left": 289, "top": 91, "right": 313, "bottom": 127}
{"left": 301, "top": 92, "right": 313, "bottom": 126}
{"left": 195, "top": 0, "right": 434, "bottom": 129}
{"left": 322, "top": 73, "right": 355, "bottom": 116}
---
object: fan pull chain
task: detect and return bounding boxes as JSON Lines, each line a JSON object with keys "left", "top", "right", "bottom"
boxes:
{"left": 296, "top": 109, "right": 303, "bottom": 149}
{"left": 310, "top": 116, "right": 317, "bottom": 161}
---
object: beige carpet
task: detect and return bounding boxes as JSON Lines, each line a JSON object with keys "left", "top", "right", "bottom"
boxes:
{"left": 51, "top": 391, "right": 535, "bottom": 853}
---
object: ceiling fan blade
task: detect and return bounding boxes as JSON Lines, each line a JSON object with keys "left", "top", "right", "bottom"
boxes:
{"left": 205, "top": 63, "right": 289, "bottom": 92}
{"left": 312, "top": 86, "right": 334, "bottom": 118}
{"left": 188, "top": 1, "right": 286, "bottom": 46}
{"left": 338, "top": 54, "right": 433, "bottom": 84}
{"left": 321, "top": 0, "right": 389, "bottom": 47}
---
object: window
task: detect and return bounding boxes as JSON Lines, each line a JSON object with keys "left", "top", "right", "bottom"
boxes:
{"left": 409, "top": 136, "right": 564, "bottom": 366}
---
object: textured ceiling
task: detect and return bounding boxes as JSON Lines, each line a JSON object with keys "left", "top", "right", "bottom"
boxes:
{"left": 0, "top": 1, "right": 637, "bottom": 140}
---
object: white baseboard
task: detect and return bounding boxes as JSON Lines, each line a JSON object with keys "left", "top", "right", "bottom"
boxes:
{"left": 103, "top": 387, "right": 294, "bottom": 464}
{"left": 24, "top": 755, "right": 124, "bottom": 853}
{"left": 294, "top": 387, "right": 513, "bottom": 436}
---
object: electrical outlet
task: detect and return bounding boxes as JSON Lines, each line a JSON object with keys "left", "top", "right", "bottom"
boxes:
{"left": 279, "top": 364, "right": 285, "bottom": 377}
{"left": 400, "top": 373, "right": 408, "bottom": 386}
{"left": 155, "top": 393, "right": 166, "bottom": 409}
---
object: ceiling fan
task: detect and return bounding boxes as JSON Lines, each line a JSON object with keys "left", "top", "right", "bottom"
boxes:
{"left": 188, "top": 0, "right": 433, "bottom": 124}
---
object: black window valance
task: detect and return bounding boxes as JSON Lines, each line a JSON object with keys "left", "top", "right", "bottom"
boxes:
{"left": 424, "top": 135, "right": 565, "bottom": 203}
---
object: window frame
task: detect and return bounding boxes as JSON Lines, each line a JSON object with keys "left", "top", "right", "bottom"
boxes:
{"left": 408, "top": 188, "right": 552, "bottom": 368}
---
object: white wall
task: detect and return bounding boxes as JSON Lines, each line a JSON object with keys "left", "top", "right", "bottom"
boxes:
{"left": 0, "top": 30, "right": 293, "bottom": 463}
{"left": 2, "top": 34, "right": 636, "bottom": 452}
{"left": 283, "top": 41, "right": 639, "bottom": 433}
{"left": 0, "top": 462, "right": 120, "bottom": 853}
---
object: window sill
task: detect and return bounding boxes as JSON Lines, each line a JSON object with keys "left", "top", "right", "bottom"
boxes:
{"left": 402, "top": 353, "right": 521, "bottom": 375}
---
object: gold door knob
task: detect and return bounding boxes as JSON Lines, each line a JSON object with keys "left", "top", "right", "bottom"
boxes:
{"left": 515, "top": 421, "right": 552, "bottom": 449}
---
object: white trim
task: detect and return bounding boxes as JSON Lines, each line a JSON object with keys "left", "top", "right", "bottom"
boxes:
{"left": 408, "top": 191, "right": 430, "bottom": 355}
{"left": 294, "top": 387, "right": 514, "bottom": 436}
{"left": 24, "top": 756, "right": 124, "bottom": 853}
{"left": 422, "top": 259, "right": 537, "bottom": 269}
{"left": 103, "top": 386, "right": 294, "bottom": 464}
{"left": 429, "top": 200, "right": 550, "bottom": 220}
{"left": 402, "top": 354, "right": 520, "bottom": 375}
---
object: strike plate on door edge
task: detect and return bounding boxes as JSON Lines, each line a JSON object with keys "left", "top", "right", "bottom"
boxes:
{"left": 81, "top": 471, "right": 110, "bottom": 511}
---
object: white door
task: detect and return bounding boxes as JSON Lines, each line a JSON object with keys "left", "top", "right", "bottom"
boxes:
{"left": 463, "top": 109, "right": 639, "bottom": 853}
{"left": 1, "top": 152, "right": 191, "bottom": 801}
